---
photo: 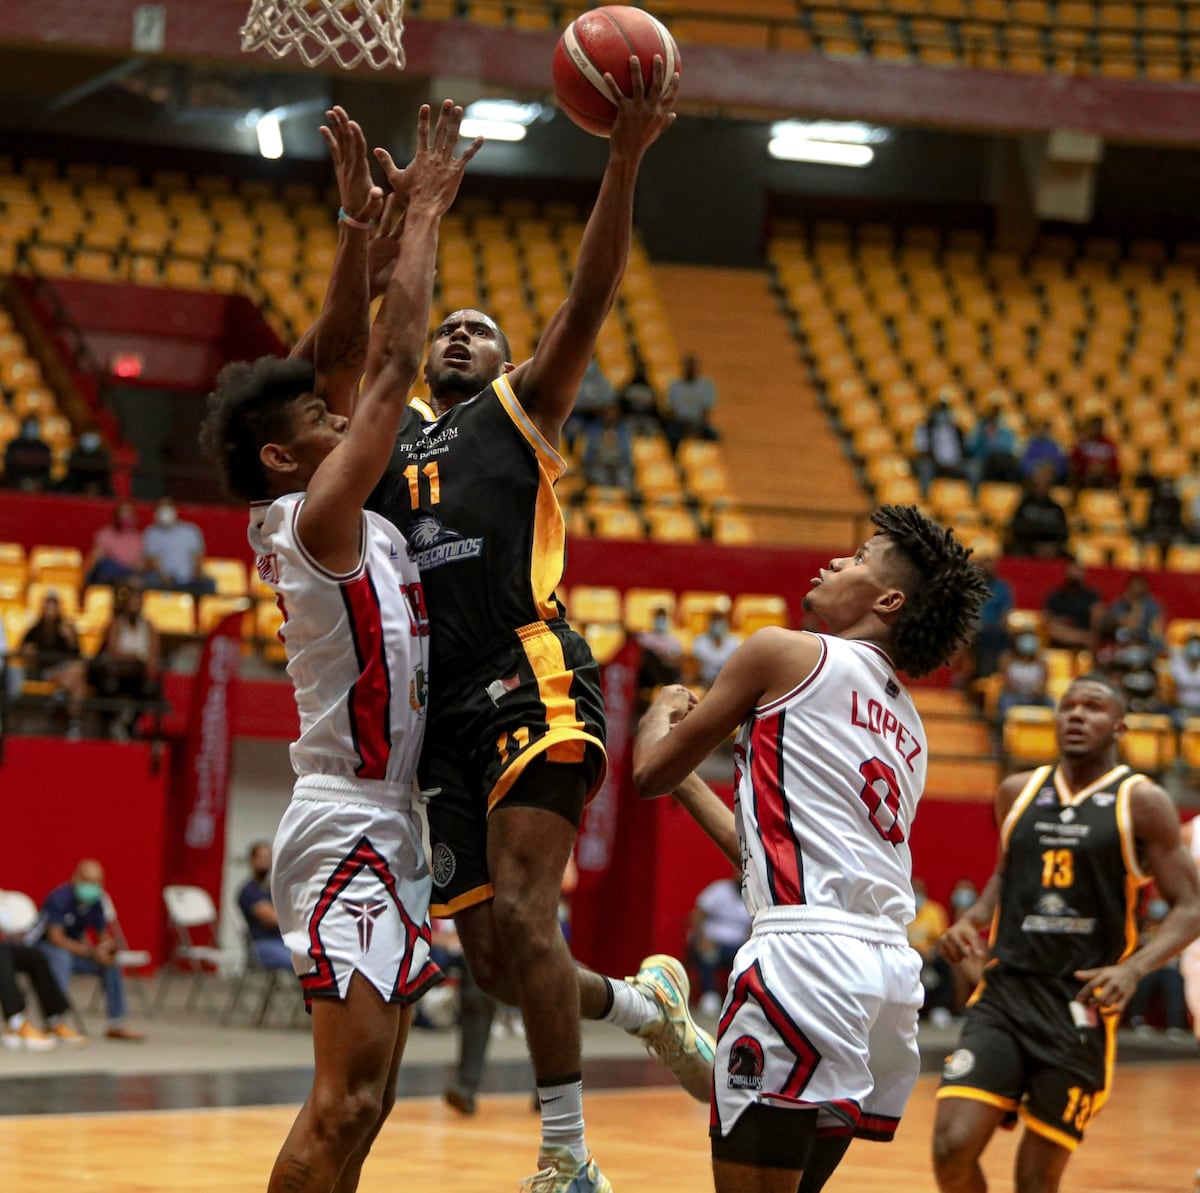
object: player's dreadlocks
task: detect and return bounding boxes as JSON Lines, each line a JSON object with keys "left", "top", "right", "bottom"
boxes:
{"left": 870, "top": 504, "right": 989, "bottom": 678}
{"left": 198, "top": 356, "right": 316, "bottom": 502}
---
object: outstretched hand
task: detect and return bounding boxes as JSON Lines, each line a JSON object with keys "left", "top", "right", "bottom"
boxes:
{"left": 604, "top": 55, "right": 679, "bottom": 158}
{"left": 319, "top": 105, "right": 383, "bottom": 226}
{"left": 374, "top": 100, "right": 484, "bottom": 219}
{"left": 366, "top": 193, "right": 404, "bottom": 298}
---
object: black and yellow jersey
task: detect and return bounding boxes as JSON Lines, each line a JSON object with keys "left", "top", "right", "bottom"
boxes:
{"left": 368, "top": 378, "right": 568, "bottom": 669}
{"left": 991, "top": 763, "right": 1151, "bottom": 978}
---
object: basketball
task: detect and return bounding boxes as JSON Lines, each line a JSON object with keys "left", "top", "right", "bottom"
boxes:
{"left": 552, "top": 5, "right": 681, "bottom": 137}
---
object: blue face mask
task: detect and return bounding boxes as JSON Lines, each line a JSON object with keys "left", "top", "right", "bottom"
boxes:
{"left": 74, "top": 882, "right": 102, "bottom": 905}
{"left": 1148, "top": 899, "right": 1169, "bottom": 922}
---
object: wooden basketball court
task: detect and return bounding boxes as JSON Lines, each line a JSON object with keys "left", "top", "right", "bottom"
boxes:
{"left": 0, "top": 1067, "right": 1193, "bottom": 1191}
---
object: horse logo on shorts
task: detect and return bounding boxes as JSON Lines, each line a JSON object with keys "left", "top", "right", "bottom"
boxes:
{"left": 727, "top": 1035, "right": 765, "bottom": 1090}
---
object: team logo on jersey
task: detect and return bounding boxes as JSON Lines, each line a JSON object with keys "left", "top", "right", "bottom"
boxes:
{"left": 1059, "top": 807, "right": 1077, "bottom": 823}
{"left": 431, "top": 843, "right": 457, "bottom": 888}
{"left": 1092, "top": 793, "right": 1116, "bottom": 807}
{"left": 406, "top": 514, "right": 484, "bottom": 571}
{"left": 727, "top": 1035, "right": 765, "bottom": 1090}
{"left": 1036, "top": 788, "right": 1057, "bottom": 806}
{"left": 943, "top": 1048, "right": 975, "bottom": 1080}
{"left": 343, "top": 898, "right": 389, "bottom": 952}
{"left": 885, "top": 678, "right": 900, "bottom": 698}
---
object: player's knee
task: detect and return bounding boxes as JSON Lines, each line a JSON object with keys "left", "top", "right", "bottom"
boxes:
{"left": 931, "top": 1113, "right": 976, "bottom": 1174}
{"left": 491, "top": 887, "right": 555, "bottom": 956}
{"left": 308, "top": 1084, "right": 385, "bottom": 1151}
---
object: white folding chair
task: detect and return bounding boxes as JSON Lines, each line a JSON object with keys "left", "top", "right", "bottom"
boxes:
{"left": 0, "top": 889, "right": 86, "bottom": 1033}
{"left": 86, "top": 892, "right": 153, "bottom": 1015}
{"left": 156, "top": 885, "right": 234, "bottom": 1013}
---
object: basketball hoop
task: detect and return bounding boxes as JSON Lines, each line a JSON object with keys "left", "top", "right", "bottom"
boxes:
{"left": 240, "top": 0, "right": 406, "bottom": 71}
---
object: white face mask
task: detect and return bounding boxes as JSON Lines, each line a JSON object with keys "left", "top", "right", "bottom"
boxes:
{"left": 156, "top": 506, "right": 178, "bottom": 527}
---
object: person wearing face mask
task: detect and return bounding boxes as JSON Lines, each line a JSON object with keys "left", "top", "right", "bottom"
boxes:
{"left": 2, "top": 415, "right": 52, "bottom": 491}
{"left": 637, "top": 605, "right": 684, "bottom": 689}
{"left": 997, "top": 631, "right": 1052, "bottom": 724}
{"left": 235, "top": 841, "right": 292, "bottom": 971}
{"left": 61, "top": 427, "right": 113, "bottom": 496}
{"left": 913, "top": 398, "right": 967, "bottom": 497}
{"left": 141, "top": 497, "right": 216, "bottom": 595}
{"left": 1125, "top": 891, "right": 1191, "bottom": 1039}
{"left": 84, "top": 501, "right": 146, "bottom": 588}
{"left": 1168, "top": 635, "right": 1200, "bottom": 725}
{"left": 33, "top": 859, "right": 143, "bottom": 1040}
{"left": 690, "top": 609, "right": 740, "bottom": 688}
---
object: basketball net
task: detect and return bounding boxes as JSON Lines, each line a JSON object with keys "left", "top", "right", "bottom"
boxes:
{"left": 240, "top": 0, "right": 406, "bottom": 71}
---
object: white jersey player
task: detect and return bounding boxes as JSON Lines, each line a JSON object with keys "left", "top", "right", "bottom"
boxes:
{"left": 1182, "top": 818, "right": 1200, "bottom": 1041}
{"left": 634, "top": 506, "right": 988, "bottom": 1193}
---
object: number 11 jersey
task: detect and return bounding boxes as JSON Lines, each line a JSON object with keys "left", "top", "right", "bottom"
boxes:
{"left": 732, "top": 633, "right": 927, "bottom": 927}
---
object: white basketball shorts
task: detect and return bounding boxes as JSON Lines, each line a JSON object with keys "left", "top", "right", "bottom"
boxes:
{"left": 711, "top": 906, "right": 923, "bottom": 1143}
{"left": 271, "top": 774, "right": 441, "bottom": 1007}
{"left": 1182, "top": 940, "right": 1200, "bottom": 1037}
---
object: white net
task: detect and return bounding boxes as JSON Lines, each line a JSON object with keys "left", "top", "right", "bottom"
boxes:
{"left": 240, "top": 0, "right": 406, "bottom": 71}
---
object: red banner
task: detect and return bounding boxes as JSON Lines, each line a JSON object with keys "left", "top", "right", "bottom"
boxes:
{"left": 165, "top": 609, "right": 243, "bottom": 907}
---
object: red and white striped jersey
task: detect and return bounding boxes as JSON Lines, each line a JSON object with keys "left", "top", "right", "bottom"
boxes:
{"left": 249, "top": 493, "right": 430, "bottom": 788}
{"left": 732, "top": 633, "right": 926, "bottom": 928}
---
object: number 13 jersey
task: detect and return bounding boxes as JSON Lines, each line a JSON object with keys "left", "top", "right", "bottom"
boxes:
{"left": 733, "top": 633, "right": 927, "bottom": 927}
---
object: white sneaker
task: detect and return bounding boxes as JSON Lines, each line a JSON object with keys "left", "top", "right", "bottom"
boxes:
{"left": 3, "top": 1022, "right": 57, "bottom": 1051}
{"left": 627, "top": 953, "right": 715, "bottom": 1103}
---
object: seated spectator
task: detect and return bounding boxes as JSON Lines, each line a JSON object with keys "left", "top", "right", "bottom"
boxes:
{"left": 1127, "top": 893, "right": 1190, "bottom": 1040}
{"left": 1100, "top": 574, "right": 1164, "bottom": 655}
{"left": 563, "top": 358, "right": 617, "bottom": 449}
{"left": 665, "top": 354, "right": 719, "bottom": 454}
{"left": 60, "top": 428, "right": 113, "bottom": 496}
{"left": 1020, "top": 421, "right": 1068, "bottom": 485}
{"left": 996, "top": 631, "right": 1052, "bottom": 722}
{"left": 3, "top": 416, "right": 52, "bottom": 491}
{"left": 0, "top": 938, "right": 83, "bottom": 1050}
{"left": 236, "top": 842, "right": 292, "bottom": 971}
{"left": 964, "top": 406, "right": 1020, "bottom": 490}
{"left": 1043, "top": 558, "right": 1102, "bottom": 651}
{"left": 83, "top": 501, "right": 145, "bottom": 588}
{"left": 1069, "top": 415, "right": 1120, "bottom": 490}
{"left": 1141, "top": 478, "right": 1185, "bottom": 568}
{"left": 19, "top": 591, "right": 86, "bottom": 740}
{"left": 1007, "top": 465, "right": 1070, "bottom": 558}
{"left": 141, "top": 497, "right": 215, "bottom": 595}
{"left": 1117, "top": 657, "right": 1172, "bottom": 718}
{"left": 907, "top": 878, "right": 954, "bottom": 1027}
{"left": 690, "top": 610, "right": 740, "bottom": 687}
{"left": 637, "top": 606, "right": 684, "bottom": 689}
{"left": 617, "top": 361, "right": 662, "bottom": 436}
{"left": 89, "top": 584, "right": 160, "bottom": 741}
{"left": 972, "top": 554, "right": 1013, "bottom": 680}
{"left": 33, "top": 859, "right": 143, "bottom": 1040}
{"left": 582, "top": 405, "right": 634, "bottom": 491}
{"left": 912, "top": 399, "right": 966, "bottom": 496}
{"left": 687, "top": 873, "right": 751, "bottom": 1016}
{"left": 1167, "top": 634, "right": 1200, "bottom": 722}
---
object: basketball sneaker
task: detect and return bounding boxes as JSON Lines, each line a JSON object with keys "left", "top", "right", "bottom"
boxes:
{"left": 518, "top": 1147, "right": 612, "bottom": 1192}
{"left": 627, "top": 953, "right": 715, "bottom": 1103}
{"left": 48, "top": 1022, "right": 88, "bottom": 1047}
{"left": 3, "top": 1022, "right": 57, "bottom": 1051}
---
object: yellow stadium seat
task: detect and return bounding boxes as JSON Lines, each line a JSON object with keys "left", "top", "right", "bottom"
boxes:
{"left": 583, "top": 622, "right": 626, "bottom": 666}
{"left": 25, "top": 582, "right": 78, "bottom": 617}
{"left": 623, "top": 589, "right": 677, "bottom": 633}
{"left": 927, "top": 477, "right": 973, "bottom": 520}
{"left": 28, "top": 545, "right": 83, "bottom": 590}
{"left": 977, "top": 482, "right": 1023, "bottom": 526}
{"left": 197, "top": 594, "right": 253, "bottom": 636}
{"left": 568, "top": 585, "right": 622, "bottom": 625}
{"left": 142, "top": 591, "right": 195, "bottom": 635}
{"left": 200, "top": 557, "right": 249, "bottom": 596}
{"left": 591, "top": 506, "right": 645, "bottom": 541}
{"left": 81, "top": 585, "right": 114, "bottom": 623}
{"left": 1007, "top": 608, "right": 1045, "bottom": 642}
{"left": 255, "top": 598, "right": 287, "bottom": 664}
{"left": 678, "top": 591, "right": 732, "bottom": 635}
{"left": 0, "top": 542, "right": 26, "bottom": 589}
{"left": 3, "top": 606, "right": 36, "bottom": 652}
{"left": 712, "top": 511, "right": 754, "bottom": 545}
{"left": 1180, "top": 717, "right": 1200, "bottom": 770}
{"left": 646, "top": 508, "right": 699, "bottom": 543}
{"left": 1121, "top": 714, "right": 1177, "bottom": 773}
{"left": 731, "top": 594, "right": 789, "bottom": 636}
{"left": 1166, "top": 619, "right": 1200, "bottom": 649}
{"left": 1003, "top": 705, "right": 1059, "bottom": 766}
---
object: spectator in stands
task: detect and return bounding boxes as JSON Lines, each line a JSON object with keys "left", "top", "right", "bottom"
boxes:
{"left": 1069, "top": 414, "right": 1120, "bottom": 490}
{"left": 690, "top": 609, "right": 740, "bottom": 687}
{"left": 3, "top": 416, "right": 52, "bottom": 492}
{"left": 19, "top": 591, "right": 86, "bottom": 740}
{"left": 1133, "top": 449, "right": 1159, "bottom": 491}
{"left": 60, "top": 427, "right": 113, "bottom": 497}
{"left": 996, "top": 630, "right": 1052, "bottom": 723}
{"left": 1101, "top": 574, "right": 1164, "bottom": 655}
{"left": 581, "top": 404, "right": 634, "bottom": 491}
{"left": 1127, "top": 893, "right": 1191, "bottom": 1040}
{"left": 617, "top": 360, "right": 662, "bottom": 436}
{"left": 1007, "top": 464, "right": 1070, "bottom": 558}
{"left": 0, "top": 938, "right": 83, "bottom": 1049}
{"left": 687, "top": 873, "right": 752, "bottom": 1017}
{"left": 141, "top": 497, "right": 215, "bottom": 595}
{"left": 637, "top": 605, "right": 684, "bottom": 689}
{"left": 89, "top": 583, "right": 160, "bottom": 741}
{"left": 912, "top": 398, "right": 966, "bottom": 497}
{"left": 665, "top": 353, "right": 719, "bottom": 454}
{"left": 1042, "top": 557, "right": 1102, "bottom": 651}
{"left": 563, "top": 358, "right": 616, "bottom": 450}
{"left": 1019, "top": 421, "right": 1068, "bottom": 485}
{"left": 236, "top": 841, "right": 292, "bottom": 971}
{"left": 34, "top": 859, "right": 142, "bottom": 1040}
{"left": 1142, "top": 478, "right": 1185, "bottom": 567}
{"left": 907, "top": 878, "right": 955, "bottom": 1028}
{"left": 964, "top": 405, "right": 1020, "bottom": 490}
{"left": 83, "top": 501, "right": 145, "bottom": 589}
{"left": 1167, "top": 634, "right": 1200, "bottom": 723}
{"left": 972, "top": 554, "right": 1013, "bottom": 680}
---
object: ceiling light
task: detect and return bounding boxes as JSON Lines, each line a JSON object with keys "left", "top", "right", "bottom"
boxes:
{"left": 256, "top": 112, "right": 283, "bottom": 160}
{"left": 459, "top": 118, "right": 526, "bottom": 142}
{"left": 465, "top": 99, "right": 543, "bottom": 125}
{"left": 768, "top": 138, "right": 874, "bottom": 167}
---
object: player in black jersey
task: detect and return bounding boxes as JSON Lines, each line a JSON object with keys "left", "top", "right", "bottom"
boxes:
{"left": 932, "top": 674, "right": 1200, "bottom": 1193}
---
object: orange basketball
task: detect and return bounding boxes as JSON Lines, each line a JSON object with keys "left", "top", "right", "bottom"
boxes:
{"left": 552, "top": 5, "right": 681, "bottom": 138}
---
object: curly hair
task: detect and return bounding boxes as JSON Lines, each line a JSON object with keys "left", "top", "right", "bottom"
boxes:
{"left": 870, "top": 504, "right": 989, "bottom": 678}
{"left": 198, "top": 356, "right": 316, "bottom": 502}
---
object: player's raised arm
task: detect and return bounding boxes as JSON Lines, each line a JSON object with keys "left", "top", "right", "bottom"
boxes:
{"left": 290, "top": 106, "right": 382, "bottom": 418}
{"left": 296, "top": 102, "right": 480, "bottom": 572}
{"left": 507, "top": 54, "right": 678, "bottom": 444}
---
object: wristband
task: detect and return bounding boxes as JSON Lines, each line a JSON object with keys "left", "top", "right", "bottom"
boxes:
{"left": 337, "top": 206, "right": 372, "bottom": 231}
